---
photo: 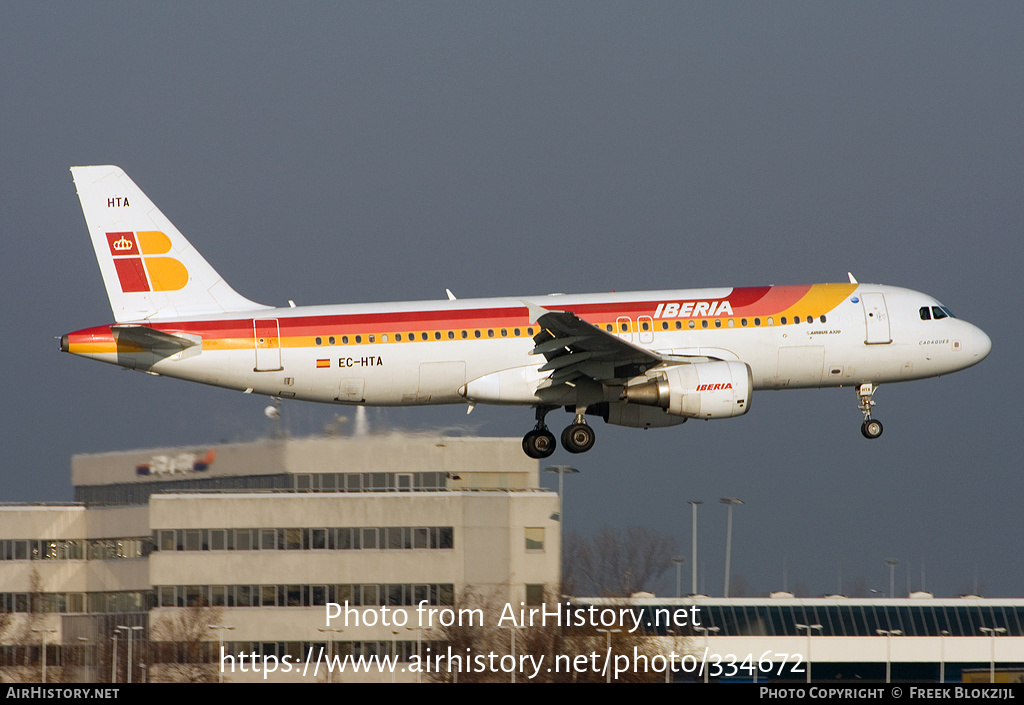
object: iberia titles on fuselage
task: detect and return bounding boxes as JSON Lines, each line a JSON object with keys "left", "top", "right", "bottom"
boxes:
{"left": 61, "top": 166, "right": 991, "bottom": 458}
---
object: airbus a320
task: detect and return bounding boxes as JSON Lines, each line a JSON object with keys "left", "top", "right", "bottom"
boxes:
{"left": 61, "top": 166, "right": 991, "bottom": 458}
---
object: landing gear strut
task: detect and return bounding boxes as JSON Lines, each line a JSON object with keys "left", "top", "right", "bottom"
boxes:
{"left": 857, "top": 383, "right": 883, "bottom": 439}
{"left": 523, "top": 406, "right": 557, "bottom": 459}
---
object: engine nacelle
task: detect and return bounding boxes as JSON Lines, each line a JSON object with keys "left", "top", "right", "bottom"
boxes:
{"left": 621, "top": 361, "right": 753, "bottom": 419}
{"left": 598, "top": 402, "right": 689, "bottom": 428}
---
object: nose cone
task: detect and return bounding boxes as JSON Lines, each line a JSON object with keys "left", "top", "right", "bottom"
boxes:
{"left": 973, "top": 325, "right": 992, "bottom": 363}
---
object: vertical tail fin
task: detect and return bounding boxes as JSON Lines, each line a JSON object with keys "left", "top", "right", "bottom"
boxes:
{"left": 70, "top": 165, "right": 270, "bottom": 322}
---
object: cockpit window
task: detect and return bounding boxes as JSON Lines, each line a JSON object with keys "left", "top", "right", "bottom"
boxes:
{"left": 923, "top": 305, "right": 956, "bottom": 321}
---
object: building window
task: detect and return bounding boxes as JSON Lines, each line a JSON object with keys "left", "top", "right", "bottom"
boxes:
{"left": 525, "top": 527, "right": 545, "bottom": 551}
{"left": 525, "top": 584, "right": 546, "bottom": 606}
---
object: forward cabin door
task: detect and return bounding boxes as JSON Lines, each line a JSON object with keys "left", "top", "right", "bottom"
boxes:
{"left": 254, "top": 319, "right": 283, "bottom": 371}
{"left": 861, "top": 293, "right": 892, "bottom": 345}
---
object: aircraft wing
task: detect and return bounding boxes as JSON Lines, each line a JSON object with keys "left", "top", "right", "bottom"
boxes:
{"left": 525, "top": 302, "right": 665, "bottom": 388}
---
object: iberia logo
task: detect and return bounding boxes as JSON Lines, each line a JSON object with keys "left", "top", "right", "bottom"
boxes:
{"left": 136, "top": 449, "right": 215, "bottom": 476}
{"left": 106, "top": 231, "right": 189, "bottom": 293}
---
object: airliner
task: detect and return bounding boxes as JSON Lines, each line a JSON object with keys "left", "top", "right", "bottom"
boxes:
{"left": 61, "top": 166, "right": 991, "bottom": 458}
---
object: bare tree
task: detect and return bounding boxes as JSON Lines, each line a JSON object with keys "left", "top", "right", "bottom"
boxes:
{"left": 564, "top": 525, "right": 678, "bottom": 597}
{"left": 150, "top": 599, "right": 223, "bottom": 683}
{"left": 1, "top": 568, "right": 56, "bottom": 683}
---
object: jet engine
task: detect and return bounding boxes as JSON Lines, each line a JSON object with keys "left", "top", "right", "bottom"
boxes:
{"left": 620, "top": 360, "right": 753, "bottom": 419}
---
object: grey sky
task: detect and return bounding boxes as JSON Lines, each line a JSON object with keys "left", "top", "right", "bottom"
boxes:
{"left": 2, "top": 3, "right": 1021, "bottom": 598}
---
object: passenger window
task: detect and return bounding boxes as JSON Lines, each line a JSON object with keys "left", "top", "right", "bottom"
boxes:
{"left": 434, "top": 332, "right": 441, "bottom": 340}
{"left": 447, "top": 331, "right": 455, "bottom": 339}
{"left": 395, "top": 334, "right": 402, "bottom": 342}
{"left": 688, "top": 320, "right": 696, "bottom": 329}
{"left": 701, "top": 320, "right": 708, "bottom": 329}
{"left": 754, "top": 318, "right": 760, "bottom": 326}
{"left": 714, "top": 319, "right": 722, "bottom": 328}
{"left": 501, "top": 329, "right": 508, "bottom": 337}
{"left": 355, "top": 335, "right": 362, "bottom": 344}
{"left": 766, "top": 317, "right": 774, "bottom": 326}
{"left": 474, "top": 330, "right": 481, "bottom": 339}
{"left": 661, "top": 322, "right": 668, "bottom": 330}
{"left": 315, "top": 337, "right": 322, "bottom": 346}
{"left": 514, "top": 328, "right": 521, "bottom": 336}
{"left": 675, "top": 321, "right": 682, "bottom": 330}
{"left": 741, "top": 319, "right": 748, "bottom": 327}
{"left": 342, "top": 336, "right": 349, "bottom": 344}
{"left": 727, "top": 319, "right": 735, "bottom": 328}
{"left": 487, "top": 330, "right": 494, "bottom": 338}
{"left": 368, "top": 334, "right": 376, "bottom": 343}
{"left": 329, "top": 336, "right": 336, "bottom": 345}
{"left": 819, "top": 315, "right": 826, "bottom": 323}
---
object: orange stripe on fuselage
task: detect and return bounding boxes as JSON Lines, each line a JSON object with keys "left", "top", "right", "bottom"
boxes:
{"left": 64, "top": 284, "right": 859, "bottom": 354}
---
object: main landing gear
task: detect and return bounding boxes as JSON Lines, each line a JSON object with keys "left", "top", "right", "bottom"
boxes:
{"left": 522, "top": 407, "right": 596, "bottom": 458}
{"left": 857, "top": 383, "right": 884, "bottom": 439}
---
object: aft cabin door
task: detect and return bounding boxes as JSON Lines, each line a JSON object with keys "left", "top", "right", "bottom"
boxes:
{"left": 861, "top": 293, "right": 892, "bottom": 345}
{"left": 253, "top": 319, "right": 284, "bottom": 371}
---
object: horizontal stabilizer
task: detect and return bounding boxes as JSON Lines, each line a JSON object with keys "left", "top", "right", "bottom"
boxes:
{"left": 111, "top": 325, "right": 201, "bottom": 352}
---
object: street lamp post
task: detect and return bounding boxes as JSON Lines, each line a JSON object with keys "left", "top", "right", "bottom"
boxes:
{"left": 980, "top": 627, "right": 1006, "bottom": 683}
{"left": 128, "top": 625, "right": 143, "bottom": 683}
{"left": 939, "top": 630, "right": 950, "bottom": 683}
{"left": 694, "top": 626, "right": 720, "bottom": 683}
{"left": 596, "top": 628, "right": 622, "bottom": 683}
{"left": 317, "top": 627, "right": 343, "bottom": 684}
{"left": 31, "top": 628, "right": 56, "bottom": 684}
{"left": 688, "top": 501, "right": 703, "bottom": 595}
{"left": 545, "top": 465, "right": 579, "bottom": 589}
{"left": 876, "top": 629, "right": 903, "bottom": 683}
{"left": 111, "top": 631, "right": 118, "bottom": 684}
{"left": 720, "top": 497, "right": 743, "bottom": 597}
{"left": 795, "top": 623, "right": 823, "bottom": 683}
{"left": 208, "top": 624, "right": 235, "bottom": 683}
{"left": 406, "top": 625, "right": 422, "bottom": 683}
{"left": 886, "top": 558, "right": 899, "bottom": 598}
{"left": 115, "top": 626, "right": 132, "bottom": 685}
{"left": 673, "top": 556, "right": 685, "bottom": 597}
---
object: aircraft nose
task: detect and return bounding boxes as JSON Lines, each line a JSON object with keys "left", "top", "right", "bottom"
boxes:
{"left": 974, "top": 325, "right": 992, "bottom": 362}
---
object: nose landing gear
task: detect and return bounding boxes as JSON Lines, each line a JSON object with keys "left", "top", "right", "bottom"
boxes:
{"left": 857, "top": 383, "right": 883, "bottom": 439}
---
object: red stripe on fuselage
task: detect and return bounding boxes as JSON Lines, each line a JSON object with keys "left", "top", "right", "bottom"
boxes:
{"left": 65, "top": 285, "right": 827, "bottom": 343}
